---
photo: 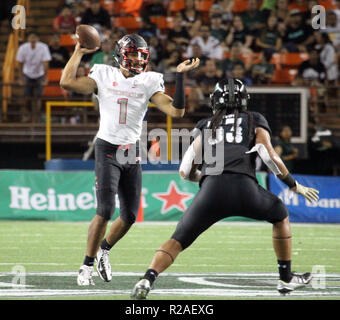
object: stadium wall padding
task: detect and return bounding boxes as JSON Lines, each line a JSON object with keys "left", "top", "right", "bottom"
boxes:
{"left": 269, "top": 174, "right": 340, "bottom": 223}
{"left": 0, "top": 170, "right": 267, "bottom": 222}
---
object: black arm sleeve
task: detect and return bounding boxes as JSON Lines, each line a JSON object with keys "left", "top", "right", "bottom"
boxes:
{"left": 173, "top": 72, "right": 185, "bottom": 109}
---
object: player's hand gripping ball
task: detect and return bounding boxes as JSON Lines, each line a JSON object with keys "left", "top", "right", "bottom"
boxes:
{"left": 76, "top": 25, "right": 101, "bottom": 49}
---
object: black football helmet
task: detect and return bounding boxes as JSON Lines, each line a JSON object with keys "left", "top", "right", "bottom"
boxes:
{"left": 210, "top": 78, "right": 250, "bottom": 114}
{"left": 114, "top": 34, "right": 150, "bottom": 75}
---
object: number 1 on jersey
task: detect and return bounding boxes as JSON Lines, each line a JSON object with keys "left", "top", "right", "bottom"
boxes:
{"left": 117, "top": 98, "right": 128, "bottom": 124}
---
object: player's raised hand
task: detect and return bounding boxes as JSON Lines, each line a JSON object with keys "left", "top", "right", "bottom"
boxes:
{"left": 177, "top": 58, "right": 200, "bottom": 73}
{"left": 292, "top": 181, "right": 319, "bottom": 203}
{"left": 74, "top": 41, "right": 100, "bottom": 55}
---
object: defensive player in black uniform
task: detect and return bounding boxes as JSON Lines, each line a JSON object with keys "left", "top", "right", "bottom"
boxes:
{"left": 131, "top": 78, "right": 319, "bottom": 299}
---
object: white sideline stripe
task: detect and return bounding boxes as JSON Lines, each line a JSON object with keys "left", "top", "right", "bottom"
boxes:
{"left": 1, "top": 271, "right": 340, "bottom": 278}
{"left": 46, "top": 247, "right": 337, "bottom": 252}
{"left": 0, "top": 263, "right": 337, "bottom": 268}
{"left": 0, "top": 263, "right": 336, "bottom": 268}
{"left": 0, "top": 288, "right": 339, "bottom": 298}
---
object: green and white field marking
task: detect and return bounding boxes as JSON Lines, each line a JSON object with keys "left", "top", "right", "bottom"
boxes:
{"left": 0, "top": 272, "right": 339, "bottom": 299}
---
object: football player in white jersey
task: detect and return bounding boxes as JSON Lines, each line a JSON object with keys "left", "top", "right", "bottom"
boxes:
{"left": 60, "top": 34, "right": 199, "bottom": 285}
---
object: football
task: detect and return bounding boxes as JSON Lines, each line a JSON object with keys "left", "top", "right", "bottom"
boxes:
{"left": 75, "top": 24, "right": 101, "bottom": 49}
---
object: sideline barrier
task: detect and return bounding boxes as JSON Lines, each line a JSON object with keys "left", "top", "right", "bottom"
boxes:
{"left": 269, "top": 174, "right": 340, "bottom": 223}
{"left": 0, "top": 170, "right": 266, "bottom": 221}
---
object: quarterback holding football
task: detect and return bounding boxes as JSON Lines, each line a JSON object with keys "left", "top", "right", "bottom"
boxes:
{"left": 60, "top": 33, "right": 199, "bottom": 285}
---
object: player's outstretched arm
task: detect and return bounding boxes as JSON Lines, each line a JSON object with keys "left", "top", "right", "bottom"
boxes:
{"left": 151, "top": 58, "right": 200, "bottom": 118}
{"left": 255, "top": 127, "right": 319, "bottom": 202}
{"left": 60, "top": 42, "right": 99, "bottom": 94}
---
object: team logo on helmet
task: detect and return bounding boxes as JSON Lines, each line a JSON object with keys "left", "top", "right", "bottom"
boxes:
{"left": 114, "top": 34, "right": 150, "bottom": 76}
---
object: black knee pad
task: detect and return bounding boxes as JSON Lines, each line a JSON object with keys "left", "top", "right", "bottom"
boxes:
{"left": 96, "top": 189, "right": 116, "bottom": 221}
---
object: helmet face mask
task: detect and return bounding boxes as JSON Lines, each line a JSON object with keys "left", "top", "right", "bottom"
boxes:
{"left": 210, "top": 78, "right": 250, "bottom": 114}
{"left": 115, "top": 34, "right": 150, "bottom": 75}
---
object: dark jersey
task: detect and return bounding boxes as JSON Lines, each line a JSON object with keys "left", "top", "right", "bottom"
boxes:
{"left": 194, "top": 111, "right": 271, "bottom": 181}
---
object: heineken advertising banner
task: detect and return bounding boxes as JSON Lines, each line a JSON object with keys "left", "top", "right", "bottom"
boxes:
{"left": 0, "top": 170, "right": 267, "bottom": 221}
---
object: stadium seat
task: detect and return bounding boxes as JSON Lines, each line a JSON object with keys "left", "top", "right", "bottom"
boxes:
{"left": 47, "top": 69, "right": 63, "bottom": 83}
{"left": 113, "top": 17, "right": 141, "bottom": 30}
{"left": 60, "top": 34, "right": 77, "bottom": 47}
{"left": 272, "top": 68, "right": 297, "bottom": 84}
{"left": 288, "top": 2, "right": 308, "bottom": 12}
{"left": 195, "top": 0, "right": 213, "bottom": 12}
{"left": 150, "top": 17, "right": 171, "bottom": 30}
{"left": 112, "top": 1, "right": 123, "bottom": 15}
{"left": 319, "top": 0, "right": 336, "bottom": 10}
{"left": 43, "top": 85, "right": 66, "bottom": 97}
{"left": 231, "top": 0, "right": 248, "bottom": 13}
{"left": 169, "top": 0, "right": 185, "bottom": 12}
{"left": 280, "top": 53, "right": 309, "bottom": 67}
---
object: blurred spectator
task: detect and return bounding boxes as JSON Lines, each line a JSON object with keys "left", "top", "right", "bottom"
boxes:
{"left": 261, "top": 0, "right": 277, "bottom": 15}
{"left": 164, "top": 50, "right": 182, "bottom": 81}
{"left": 186, "top": 24, "right": 223, "bottom": 60}
{"left": 180, "top": 0, "right": 202, "bottom": 38}
{"left": 16, "top": 33, "right": 51, "bottom": 122}
{"left": 81, "top": 0, "right": 111, "bottom": 33}
{"left": 231, "top": 63, "right": 253, "bottom": 86}
{"left": 226, "top": 15, "right": 253, "bottom": 53}
{"left": 321, "top": 11, "right": 340, "bottom": 52}
{"left": 188, "top": 59, "right": 221, "bottom": 113}
{"left": 108, "top": 26, "right": 127, "bottom": 44}
{"left": 240, "top": 0, "right": 266, "bottom": 37}
{"left": 140, "top": 0, "right": 166, "bottom": 17}
{"left": 305, "top": 0, "right": 319, "bottom": 26}
{"left": 293, "top": 48, "right": 326, "bottom": 86}
{"left": 315, "top": 32, "right": 338, "bottom": 82}
{"left": 48, "top": 34, "right": 70, "bottom": 68}
{"left": 0, "top": 0, "right": 15, "bottom": 28}
{"left": 158, "top": 43, "right": 182, "bottom": 82}
{"left": 281, "top": 10, "right": 314, "bottom": 53}
{"left": 148, "top": 37, "right": 164, "bottom": 68}
{"left": 72, "top": 0, "right": 88, "bottom": 23}
{"left": 167, "top": 13, "right": 190, "bottom": 47}
{"left": 251, "top": 50, "right": 275, "bottom": 84}
{"left": 256, "top": 15, "right": 282, "bottom": 53}
{"left": 308, "top": 124, "right": 340, "bottom": 175}
{"left": 138, "top": 16, "right": 161, "bottom": 40}
{"left": 53, "top": 6, "right": 77, "bottom": 34}
{"left": 209, "top": 1, "right": 233, "bottom": 25}
{"left": 274, "top": 125, "right": 298, "bottom": 172}
{"left": 210, "top": 14, "right": 228, "bottom": 44}
{"left": 90, "top": 39, "right": 115, "bottom": 67}
{"left": 186, "top": 43, "right": 208, "bottom": 67}
{"left": 217, "top": 42, "right": 245, "bottom": 78}
{"left": 273, "top": 0, "right": 290, "bottom": 25}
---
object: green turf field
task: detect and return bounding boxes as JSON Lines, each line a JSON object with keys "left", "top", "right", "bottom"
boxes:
{"left": 0, "top": 221, "right": 339, "bottom": 300}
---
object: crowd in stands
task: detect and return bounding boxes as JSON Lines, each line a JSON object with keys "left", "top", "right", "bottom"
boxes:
{"left": 16, "top": 0, "right": 340, "bottom": 117}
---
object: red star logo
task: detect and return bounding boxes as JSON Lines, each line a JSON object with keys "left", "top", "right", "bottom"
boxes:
{"left": 152, "top": 181, "right": 194, "bottom": 214}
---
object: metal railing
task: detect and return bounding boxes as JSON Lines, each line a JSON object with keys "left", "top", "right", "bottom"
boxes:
{"left": 2, "top": 0, "right": 30, "bottom": 121}
{"left": 44, "top": 101, "right": 173, "bottom": 161}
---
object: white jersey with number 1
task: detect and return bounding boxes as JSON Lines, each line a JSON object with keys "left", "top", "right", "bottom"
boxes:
{"left": 88, "top": 64, "right": 165, "bottom": 145}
